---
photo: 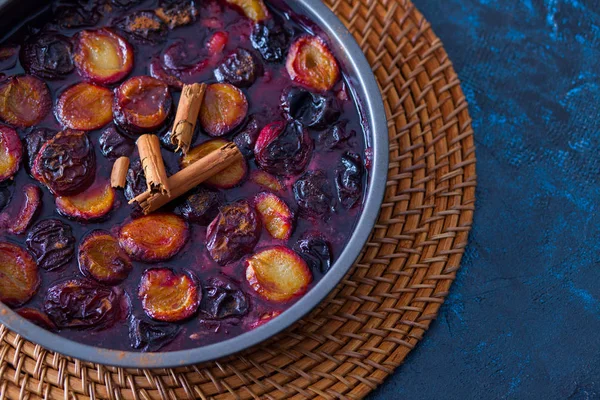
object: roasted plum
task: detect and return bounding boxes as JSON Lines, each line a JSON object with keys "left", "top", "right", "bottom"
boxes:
{"left": 206, "top": 31, "right": 229, "bottom": 57}
{"left": 199, "top": 83, "right": 248, "bottom": 137}
{"left": 99, "top": 126, "right": 134, "bottom": 160}
{"left": 286, "top": 36, "right": 340, "bottom": 92}
{"left": 21, "top": 33, "right": 74, "bottom": 79}
{"left": 23, "top": 128, "right": 56, "bottom": 172}
{"left": 215, "top": 49, "right": 261, "bottom": 88}
{"left": 0, "top": 45, "right": 19, "bottom": 70}
{"left": 155, "top": 0, "right": 199, "bottom": 28}
{"left": 293, "top": 233, "right": 332, "bottom": 274}
{"left": 16, "top": 308, "right": 57, "bottom": 331}
{"left": 177, "top": 186, "right": 224, "bottom": 225}
{"left": 119, "top": 213, "right": 189, "bottom": 262}
{"left": 254, "top": 192, "right": 293, "bottom": 240}
{"left": 129, "top": 315, "right": 181, "bottom": 351}
{"left": 200, "top": 276, "right": 249, "bottom": 319}
{"left": 0, "top": 125, "right": 22, "bottom": 182}
{"left": 293, "top": 170, "right": 335, "bottom": 218}
{"left": 0, "top": 75, "right": 51, "bottom": 128}
{"left": 44, "top": 279, "right": 125, "bottom": 329}
{"left": 74, "top": 28, "right": 134, "bottom": 85}
{"left": 232, "top": 115, "right": 261, "bottom": 158}
{"left": 254, "top": 121, "right": 313, "bottom": 177}
{"left": 124, "top": 158, "right": 147, "bottom": 201}
{"left": 56, "top": 181, "right": 115, "bottom": 221}
{"left": 335, "top": 152, "right": 363, "bottom": 209}
{"left": 52, "top": 0, "right": 103, "bottom": 29}
{"left": 149, "top": 56, "right": 184, "bottom": 89}
{"left": 182, "top": 139, "right": 248, "bottom": 189}
{"left": 162, "top": 39, "right": 206, "bottom": 74}
{"left": 112, "top": 0, "right": 142, "bottom": 7}
{"left": 0, "top": 184, "right": 42, "bottom": 235}
{"left": 206, "top": 200, "right": 261, "bottom": 265}
{"left": 245, "top": 246, "right": 312, "bottom": 303}
{"left": 26, "top": 218, "right": 75, "bottom": 271}
{"left": 281, "top": 87, "right": 340, "bottom": 129}
{"left": 139, "top": 268, "right": 200, "bottom": 322}
{"left": 79, "top": 230, "right": 132, "bottom": 284}
{"left": 113, "top": 76, "right": 172, "bottom": 135}
{"left": 318, "top": 121, "right": 354, "bottom": 150}
{"left": 32, "top": 130, "right": 96, "bottom": 196}
{"left": 114, "top": 11, "right": 168, "bottom": 44}
{"left": 0, "top": 241, "right": 40, "bottom": 307}
{"left": 251, "top": 19, "right": 292, "bottom": 63}
{"left": 225, "top": 0, "right": 269, "bottom": 22}
{"left": 56, "top": 83, "right": 114, "bottom": 131}
{"left": 250, "top": 170, "right": 283, "bottom": 192}
{"left": 248, "top": 310, "right": 280, "bottom": 329}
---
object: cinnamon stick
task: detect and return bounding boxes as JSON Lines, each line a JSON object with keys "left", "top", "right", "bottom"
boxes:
{"left": 137, "top": 134, "right": 170, "bottom": 195}
{"left": 171, "top": 83, "right": 207, "bottom": 155}
{"left": 130, "top": 142, "right": 242, "bottom": 214}
{"left": 111, "top": 157, "right": 129, "bottom": 189}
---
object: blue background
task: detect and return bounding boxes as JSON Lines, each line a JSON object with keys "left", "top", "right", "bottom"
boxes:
{"left": 371, "top": 0, "right": 600, "bottom": 398}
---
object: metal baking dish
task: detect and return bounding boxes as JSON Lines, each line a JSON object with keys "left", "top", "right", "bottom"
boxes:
{"left": 0, "top": 0, "right": 388, "bottom": 368}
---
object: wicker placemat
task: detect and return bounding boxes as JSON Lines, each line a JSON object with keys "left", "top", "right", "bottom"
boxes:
{"left": 0, "top": 0, "right": 476, "bottom": 398}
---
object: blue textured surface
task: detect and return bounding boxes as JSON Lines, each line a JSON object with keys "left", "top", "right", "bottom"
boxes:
{"left": 370, "top": 0, "right": 600, "bottom": 398}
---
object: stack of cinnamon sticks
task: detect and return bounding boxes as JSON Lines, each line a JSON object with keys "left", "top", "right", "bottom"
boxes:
{"left": 111, "top": 82, "right": 243, "bottom": 215}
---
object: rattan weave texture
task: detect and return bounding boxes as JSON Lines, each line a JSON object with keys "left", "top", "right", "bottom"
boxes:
{"left": 0, "top": 0, "right": 476, "bottom": 398}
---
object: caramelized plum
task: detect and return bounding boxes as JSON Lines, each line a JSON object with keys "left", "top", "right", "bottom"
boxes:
{"left": 250, "top": 170, "right": 283, "bottom": 192}
{"left": 206, "top": 31, "right": 229, "bottom": 57}
{"left": 119, "top": 214, "right": 189, "bottom": 262}
{"left": 52, "top": 0, "right": 103, "bottom": 29}
{"left": 199, "top": 83, "right": 248, "bottom": 137}
{"left": 56, "top": 83, "right": 114, "bottom": 131}
{"left": 114, "top": 76, "right": 172, "bottom": 135}
{"left": 44, "top": 279, "right": 125, "bottom": 329}
{"left": 232, "top": 115, "right": 261, "bottom": 158}
{"left": 21, "top": 33, "right": 74, "bottom": 79}
{"left": 56, "top": 181, "right": 115, "bottom": 221}
{"left": 248, "top": 310, "right": 280, "bottom": 329}
{"left": 225, "top": 0, "right": 269, "bottom": 22}
{"left": 17, "top": 308, "right": 57, "bottom": 331}
{"left": 293, "top": 233, "right": 332, "bottom": 274}
{"left": 215, "top": 49, "right": 261, "bottom": 88}
{"left": 318, "top": 121, "right": 354, "bottom": 150}
{"left": 149, "top": 57, "right": 184, "bottom": 89}
{"left": 254, "top": 192, "right": 293, "bottom": 240}
{"left": 254, "top": 121, "right": 313, "bottom": 177}
{"left": 0, "top": 75, "right": 51, "bottom": 128}
{"left": 0, "top": 184, "right": 42, "bottom": 235}
{"left": 251, "top": 19, "right": 292, "bottom": 63}
{"left": 0, "top": 126, "right": 22, "bottom": 182}
{"left": 114, "top": 11, "right": 168, "bottom": 44}
{"left": 177, "top": 186, "right": 224, "bottom": 225}
{"left": 335, "top": 152, "right": 363, "bottom": 209}
{"left": 162, "top": 39, "right": 206, "bottom": 74}
{"left": 79, "top": 230, "right": 132, "bottom": 284}
{"left": 32, "top": 130, "right": 96, "bottom": 196}
{"left": 0, "top": 242, "right": 40, "bottom": 307}
{"left": 286, "top": 36, "right": 340, "bottom": 92}
{"left": 0, "top": 45, "right": 19, "bottom": 70}
{"left": 112, "top": 0, "right": 142, "bottom": 7}
{"left": 155, "top": 0, "right": 199, "bottom": 28}
{"left": 281, "top": 87, "right": 340, "bottom": 129}
{"left": 26, "top": 219, "right": 75, "bottom": 271}
{"left": 129, "top": 315, "right": 181, "bottom": 351}
{"left": 124, "top": 158, "right": 147, "bottom": 201}
{"left": 139, "top": 268, "right": 200, "bottom": 322}
{"left": 24, "top": 128, "right": 56, "bottom": 172}
{"left": 74, "top": 29, "right": 134, "bottom": 85}
{"left": 200, "top": 276, "right": 249, "bottom": 319}
{"left": 99, "top": 126, "right": 134, "bottom": 160}
{"left": 245, "top": 246, "right": 312, "bottom": 302}
{"left": 293, "top": 170, "right": 335, "bottom": 218}
{"left": 206, "top": 200, "right": 261, "bottom": 265}
{"left": 182, "top": 139, "right": 248, "bottom": 189}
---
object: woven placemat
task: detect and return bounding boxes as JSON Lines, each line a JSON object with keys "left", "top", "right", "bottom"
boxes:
{"left": 0, "top": 0, "right": 476, "bottom": 398}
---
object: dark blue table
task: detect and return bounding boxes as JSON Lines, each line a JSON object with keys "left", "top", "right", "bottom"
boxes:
{"left": 371, "top": 0, "right": 600, "bottom": 398}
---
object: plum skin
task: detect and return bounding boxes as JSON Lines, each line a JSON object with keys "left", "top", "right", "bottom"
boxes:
{"left": 20, "top": 33, "right": 74, "bottom": 79}
{"left": 254, "top": 121, "right": 313, "bottom": 177}
{"left": 0, "top": 241, "right": 41, "bottom": 307}
{"left": 26, "top": 218, "right": 75, "bottom": 271}
{"left": 0, "top": 125, "right": 23, "bottom": 182}
{"left": 0, "top": 184, "right": 42, "bottom": 235}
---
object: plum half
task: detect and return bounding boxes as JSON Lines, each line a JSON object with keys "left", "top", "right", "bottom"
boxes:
{"left": 177, "top": 186, "right": 224, "bottom": 225}
{"left": 254, "top": 121, "right": 313, "bottom": 177}
{"left": 21, "top": 33, "right": 74, "bottom": 79}
{"left": 56, "top": 83, "right": 114, "bottom": 131}
{"left": 281, "top": 87, "right": 340, "bottom": 129}
{"left": 225, "top": 0, "right": 270, "bottom": 23}
{"left": 286, "top": 36, "right": 340, "bottom": 92}
{"left": 293, "top": 170, "right": 335, "bottom": 218}
{"left": 254, "top": 192, "right": 293, "bottom": 240}
{"left": 250, "top": 170, "right": 283, "bottom": 193}
{"left": 26, "top": 218, "right": 75, "bottom": 271}
{"left": 79, "top": 230, "right": 132, "bottom": 285}
{"left": 114, "top": 10, "right": 168, "bottom": 44}
{"left": 0, "top": 184, "right": 42, "bottom": 235}
{"left": 0, "top": 75, "right": 51, "bottom": 128}
{"left": 0, "top": 241, "right": 40, "bottom": 307}
{"left": 17, "top": 308, "right": 57, "bottom": 331}
{"left": 199, "top": 276, "right": 249, "bottom": 320}
{"left": 119, "top": 213, "right": 189, "bottom": 262}
{"left": 0, "top": 125, "right": 22, "bottom": 182}
{"left": 74, "top": 28, "right": 134, "bottom": 85}
{"left": 139, "top": 268, "right": 200, "bottom": 322}
{"left": 293, "top": 232, "right": 333, "bottom": 274}
{"left": 199, "top": 83, "right": 248, "bottom": 137}
{"left": 113, "top": 76, "right": 172, "bottom": 135}
{"left": 245, "top": 246, "right": 312, "bottom": 303}
{"left": 156, "top": 0, "right": 199, "bottom": 28}
{"left": 56, "top": 181, "right": 116, "bottom": 221}
{"left": 214, "top": 48, "right": 262, "bottom": 88}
